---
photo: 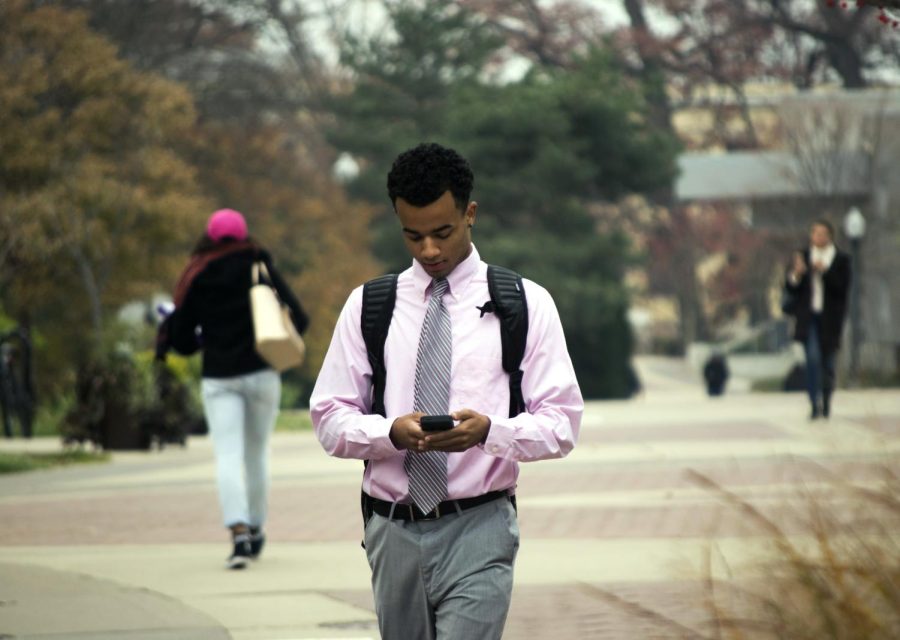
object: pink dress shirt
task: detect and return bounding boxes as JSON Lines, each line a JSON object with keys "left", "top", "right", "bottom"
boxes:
{"left": 310, "top": 245, "right": 583, "bottom": 502}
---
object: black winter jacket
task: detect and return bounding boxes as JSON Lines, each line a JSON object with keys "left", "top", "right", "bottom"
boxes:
{"left": 784, "top": 247, "right": 851, "bottom": 353}
{"left": 166, "top": 248, "right": 308, "bottom": 378}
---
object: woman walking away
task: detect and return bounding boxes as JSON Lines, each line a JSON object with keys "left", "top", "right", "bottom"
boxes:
{"left": 157, "top": 209, "right": 309, "bottom": 569}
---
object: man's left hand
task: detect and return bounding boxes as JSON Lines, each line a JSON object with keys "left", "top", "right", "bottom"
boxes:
{"left": 421, "top": 409, "right": 491, "bottom": 452}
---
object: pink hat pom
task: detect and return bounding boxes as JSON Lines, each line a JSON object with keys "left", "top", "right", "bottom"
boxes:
{"left": 206, "top": 209, "right": 248, "bottom": 241}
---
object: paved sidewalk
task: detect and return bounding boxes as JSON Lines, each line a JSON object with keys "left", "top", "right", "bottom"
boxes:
{"left": 1, "top": 357, "right": 898, "bottom": 639}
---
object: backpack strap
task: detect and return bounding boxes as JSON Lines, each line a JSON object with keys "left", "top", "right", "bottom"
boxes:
{"left": 361, "top": 273, "right": 399, "bottom": 417}
{"left": 361, "top": 267, "right": 529, "bottom": 419}
{"left": 487, "top": 265, "right": 529, "bottom": 417}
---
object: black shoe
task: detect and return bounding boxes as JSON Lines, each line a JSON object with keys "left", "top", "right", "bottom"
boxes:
{"left": 249, "top": 526, "right": 265, "bottom": 560}
{"left": 227, "top": 532, "right": 252, "bottom": 570}
{"left": 809, "top": 404, "right": 820, "bottom": 420}
{"left": 822, "top": 396, "right": 831, "bottom": 419}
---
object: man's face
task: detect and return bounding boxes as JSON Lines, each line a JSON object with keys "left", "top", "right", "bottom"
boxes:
{"left": 395, "top": 190, "right": 476, "bottom": 280}
{"left": 810, "top": 223, "right": 831, "bottom": 249}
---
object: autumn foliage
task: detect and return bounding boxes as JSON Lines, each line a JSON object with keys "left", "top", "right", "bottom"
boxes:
{"left": 1, "top": 1, "right": 210, "bottom": 384}
{"left": 0, "top": 0, "right": 377, "bottom": 397}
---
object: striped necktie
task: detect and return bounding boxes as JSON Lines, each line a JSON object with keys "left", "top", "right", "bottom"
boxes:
{"left": 404, "top": 277, "right": 451, "bottom": 513}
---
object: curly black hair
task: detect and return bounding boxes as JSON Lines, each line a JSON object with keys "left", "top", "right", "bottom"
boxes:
{"left": 387, "top": 142, "right": 474, "bottom": 211}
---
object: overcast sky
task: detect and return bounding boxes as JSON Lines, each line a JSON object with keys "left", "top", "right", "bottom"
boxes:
{"left": 290, "top": 0, "right": 640, "bottom": 66}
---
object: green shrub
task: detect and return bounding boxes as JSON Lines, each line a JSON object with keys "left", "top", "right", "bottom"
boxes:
{"left": 62, "top": 341, "right": 203, "bottom": 450}
{"left": 750, "top": 377, "right": 784, "bottom": 393}
{"left": 31, "top": 396, "right": 75, "bottom": 437}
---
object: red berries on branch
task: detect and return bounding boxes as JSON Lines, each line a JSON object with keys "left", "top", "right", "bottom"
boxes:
{"left": 825, "top": 0, "right": 900, "bottom": 28}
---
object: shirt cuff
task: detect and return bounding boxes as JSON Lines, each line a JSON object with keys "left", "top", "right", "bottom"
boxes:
{"left": 362, "top": 415, "right": 402, "bottom": 459}
{"left": 481, "top": 415, "right": 515, "bottom": 459}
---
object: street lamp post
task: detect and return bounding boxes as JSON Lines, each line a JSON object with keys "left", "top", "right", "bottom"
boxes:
{"left": 332, "top": 152, "right": 360, "bottom": 184}
{"left": 844, "top": 207, "right": 866, "bottom": 386}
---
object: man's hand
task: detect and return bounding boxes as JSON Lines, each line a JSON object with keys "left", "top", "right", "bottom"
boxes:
{"left": 421, "top": 409, "right": 491, "bottom": 453}
{"left": 791, "top": 252, "right": 807, "bottom": 280}
{"left": 389, "top": 412, "right": 427, "bottom": 451}
{"left": 391, "top": 410, "right": 492, "bottom": 452}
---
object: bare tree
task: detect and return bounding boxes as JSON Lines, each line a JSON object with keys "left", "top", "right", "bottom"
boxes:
{"left": 48, "top": 0, "right": 335, "bottom": 120}
{"left": 649, "top": 0, "right": 899, "bottom": 90}
{"left": 780, "top": 93, "right": 889, "bottom": 196}
{"left": 458, "top": 0, "right": 608, "bottom": 68}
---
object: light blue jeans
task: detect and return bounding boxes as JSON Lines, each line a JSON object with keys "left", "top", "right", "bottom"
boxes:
{"left": 201, "top": 369, "right": 281, "bottom": 528}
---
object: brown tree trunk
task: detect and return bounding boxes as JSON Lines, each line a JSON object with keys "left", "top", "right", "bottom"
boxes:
{"left": 71, "top": 246, "right": 103, "bottom": 340}
{"left": 624, "top": 0, "right": 709, "bottom": 350}
{"left": 823, "top": 40, "right": 867, "bottom": 88}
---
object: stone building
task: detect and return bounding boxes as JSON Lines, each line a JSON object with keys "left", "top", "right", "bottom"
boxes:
{"left": 675, "top": 88, "right": 900, "bottom": 377}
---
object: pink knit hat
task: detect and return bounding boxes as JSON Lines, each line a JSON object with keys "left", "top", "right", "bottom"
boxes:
{"left": 206, "top": 209, "right": 248, "bottom": 242}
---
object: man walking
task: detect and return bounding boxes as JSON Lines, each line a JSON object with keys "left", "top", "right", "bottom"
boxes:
{"left": 310, "top": 142, "right": 583, "bottom": 639}
{"left": 784, "top": 219, "right": 851, "bottom": 419}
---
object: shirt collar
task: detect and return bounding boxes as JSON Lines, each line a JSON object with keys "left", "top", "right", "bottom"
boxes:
{"left": 411, "top": 244, "right": 481, "bottom": 302}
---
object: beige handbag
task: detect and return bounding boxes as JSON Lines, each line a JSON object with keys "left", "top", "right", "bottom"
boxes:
{"left": 250, "top": 261, "right": 305, "bottom": 371}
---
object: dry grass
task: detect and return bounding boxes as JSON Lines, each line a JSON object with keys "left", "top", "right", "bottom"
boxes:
{"left": 687, "top": 464, "right": 900, "bottom": 640}
{"left": 577, "top": 462, "right": 900, "bottom": 639}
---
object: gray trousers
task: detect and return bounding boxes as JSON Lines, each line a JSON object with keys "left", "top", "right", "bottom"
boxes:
{"left": 364, "top": 497, "right": 520, "bottom": 640}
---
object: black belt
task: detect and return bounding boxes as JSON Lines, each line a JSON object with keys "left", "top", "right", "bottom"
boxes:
{"left": 364, "top": 490, "right": 511, "bottom": 522}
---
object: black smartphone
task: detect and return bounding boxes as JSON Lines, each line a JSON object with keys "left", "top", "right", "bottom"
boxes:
{"left": 420, "top": 415, "right": 454, "bottom": 432}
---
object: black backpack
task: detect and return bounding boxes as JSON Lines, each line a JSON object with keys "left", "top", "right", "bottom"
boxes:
{"left": 361, "top": 265, "right": 529, "bottom": 419}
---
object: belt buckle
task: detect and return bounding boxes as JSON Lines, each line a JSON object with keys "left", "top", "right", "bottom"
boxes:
{"left": 411, "top": 503, "right": 441, "bottom": 521}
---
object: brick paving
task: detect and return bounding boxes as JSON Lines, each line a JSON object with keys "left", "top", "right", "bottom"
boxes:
{"left": 323, "top": 581, "right": 715, "bottom": 640}
{"left": 1, "top": 358, "right": 897, "bottom": 639}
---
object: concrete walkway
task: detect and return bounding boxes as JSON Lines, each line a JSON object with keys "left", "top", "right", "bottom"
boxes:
{"left": 1, "top": 356, "right": 898, "bottom": 639}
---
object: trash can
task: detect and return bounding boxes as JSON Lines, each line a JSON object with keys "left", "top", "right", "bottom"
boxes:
{"left": 703, "top": 353, "right": 729, "bottom": 397}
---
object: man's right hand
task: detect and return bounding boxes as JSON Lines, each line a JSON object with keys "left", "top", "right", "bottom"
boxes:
{"left": 389, "top": 412, "right": 427, "bottom": 451}
{"left": 791, "top": 252, "right": 807, "bottom": 280}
